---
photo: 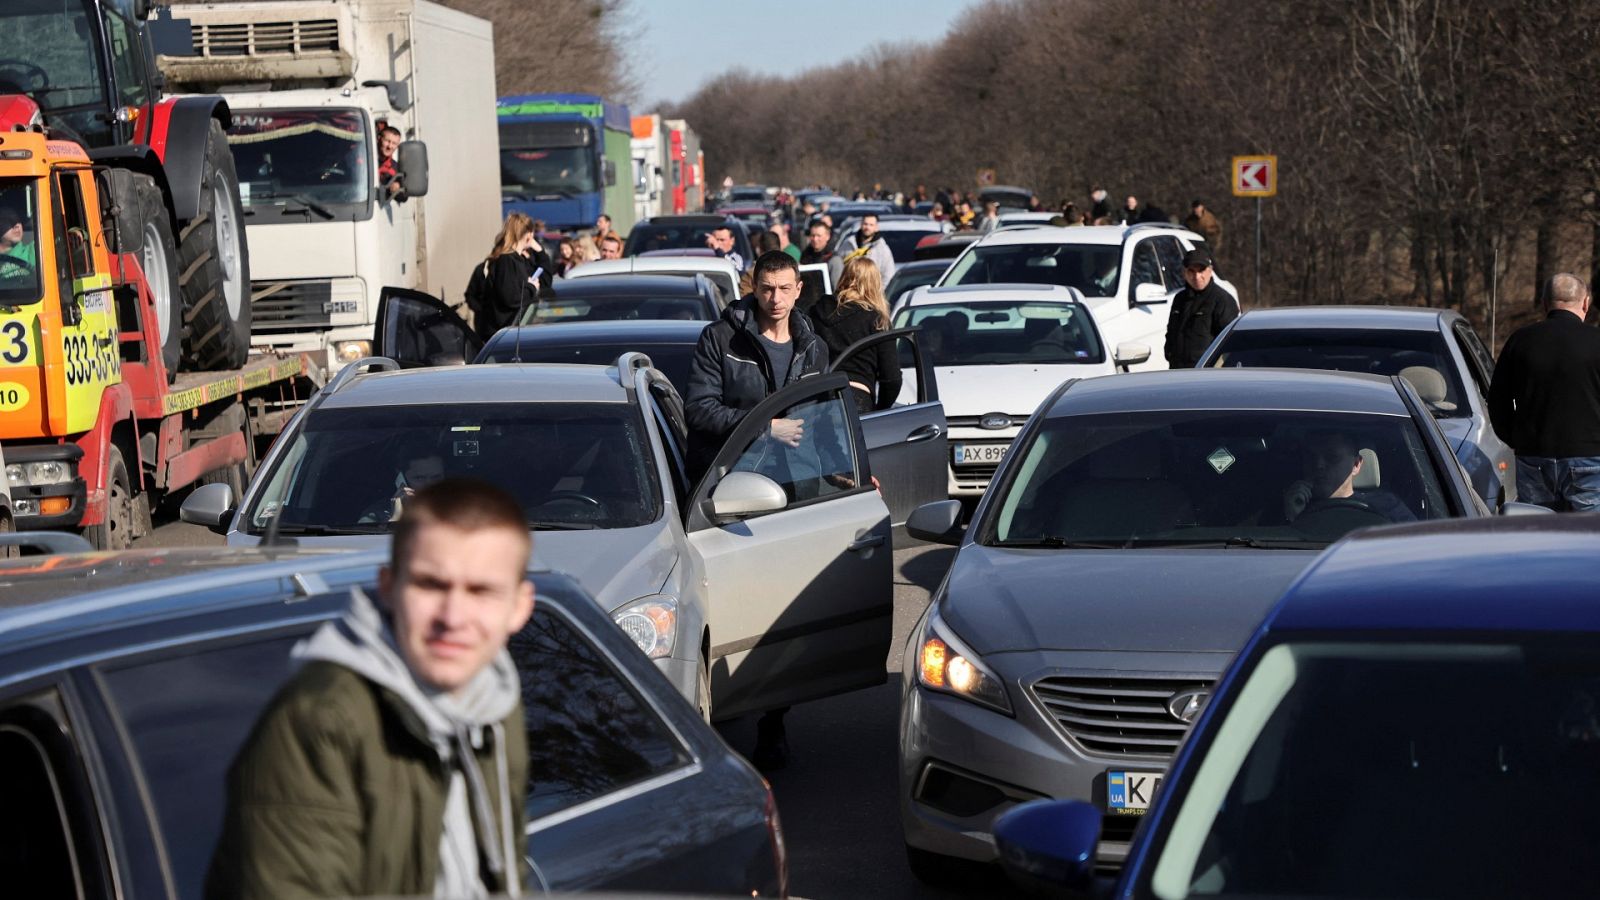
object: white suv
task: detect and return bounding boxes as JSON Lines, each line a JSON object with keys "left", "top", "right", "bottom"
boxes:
{"left": 931, "top": 223, "right": 1238, "bottom": 372}
{"left": 891, "top": 284, "right": 1147, "bottom": 497}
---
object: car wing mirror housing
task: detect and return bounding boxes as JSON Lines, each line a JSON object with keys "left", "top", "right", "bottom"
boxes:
{"left": 1133, "top": 282, "right": 1167, "bottom": 305}
{"left": 1114, "top": 341, "right": 1151, "bottom": 372}
{"left": 398, "top": 141, "right": 429, "bottom": 197}
{"left": 179, "top": 482, "right": 236, "bottom": 534}
{"left": 906, "top": 499, "right": 965, "bottom": 545}
{"left": 1500, "top": 500, "right": 1556, "bottom": 516}
{"left": 993, "top": 799, "right": 1103, "bottom": 897}
{"left": 709, "top": 471, "right": 787, "bottom": 519}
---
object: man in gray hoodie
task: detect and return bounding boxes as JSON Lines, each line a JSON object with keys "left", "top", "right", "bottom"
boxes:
{"left": 208, "top": 479, "right": 534, "bottom": 899}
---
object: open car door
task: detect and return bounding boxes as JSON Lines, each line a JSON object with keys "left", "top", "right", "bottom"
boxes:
{"left": 830, "top": 327, "right": 947, "bottom": 528}
{"left": 374, "top": 286, "right": 483, "bottom": 368}
{"left": 686, "top": 372, "right": 893, "bottom": 720}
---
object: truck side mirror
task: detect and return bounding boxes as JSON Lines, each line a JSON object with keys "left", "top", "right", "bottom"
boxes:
{"left": 398, "top": 141, "right": 429, "bottom": 197}
{"left": 604, "top": 159, "right": 617, "bottom": 187}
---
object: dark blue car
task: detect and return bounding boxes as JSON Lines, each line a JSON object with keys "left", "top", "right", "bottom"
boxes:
{"left": 995, "top": 515, "right": 1600, "bottom": 898}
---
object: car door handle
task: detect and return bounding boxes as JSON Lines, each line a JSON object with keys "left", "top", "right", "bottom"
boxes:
{"left": 849, "top": 533, "right": 886, "bottom": 552}
{"left": 905, "top": 424, "right": 943, "bottom": 443}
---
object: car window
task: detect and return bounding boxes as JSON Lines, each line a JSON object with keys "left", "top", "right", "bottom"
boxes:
{"left": 0, "top": 698, "right": 105, "bottom": 898}
{"left": 1153, "top": 236, "right": 1186, "bottom": 288}
{"left": 243, "top": 402, "right": 662, "bottom": 534}
{"left": 988, "top": 410, "right": 1454, "bottom": 549}
{"left": 478, "top": 340, "right": 695, "bottom": 396}
{"left": 1452, "top": 321, "right": 1495, "bottom": 395}
{"left": 886, "top": 265, "right": 946, "bottom": 308}
{"left": 945, "top": 243, "right": 1122, "bottom": 298}
{"left": 1130, "top": 241, "right": 1164, "bottom": 292}
{"left": 1209, "top": 328, "right": 1471, "bottom": 419}
{"left": 100, "top": 631, "right": 310, "bottom": 899}
{"left": 881, "top": 228, "right": 942, "bottom": 262}
{"left": 1149, "top": 638, "right": 1600, "bottom": 899}
{"left": 646, "top": 390, "right": 689, "bottom": 502}
{"left": 720, "top": 390, "right": 862, "bottom": 507}
{"left": 525, "top": 293, "right": 710, "bottom": 324}
{"left": 514, "top": 602, "right": 691, "bottom": 822}
{"left": 892, "top": 301, "right": 1104, "bottom": 366}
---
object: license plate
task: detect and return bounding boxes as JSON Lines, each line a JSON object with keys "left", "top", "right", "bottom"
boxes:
{"left": 1106, "top": 770, "right": 1163, "bottom": 815}
{"left": 952, "top": 443, "right": 1007, "bottom": 466}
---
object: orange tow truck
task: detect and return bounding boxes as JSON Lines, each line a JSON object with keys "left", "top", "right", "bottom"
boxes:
{"left": 0, "top": 131, "right": 313, "bottom": 548}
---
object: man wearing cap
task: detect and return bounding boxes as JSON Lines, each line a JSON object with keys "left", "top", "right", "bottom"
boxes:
{"left": 1165, "top": 248, "right": 1238, "bottom": 368}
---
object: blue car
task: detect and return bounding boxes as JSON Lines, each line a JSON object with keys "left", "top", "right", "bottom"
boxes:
{"left": 995, "top": 514, "right": 1600, "bottom": 898}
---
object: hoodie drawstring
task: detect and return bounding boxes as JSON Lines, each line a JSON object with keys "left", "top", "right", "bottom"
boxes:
{"left": 452, "top": 724, "right": 507, "bottom": 888}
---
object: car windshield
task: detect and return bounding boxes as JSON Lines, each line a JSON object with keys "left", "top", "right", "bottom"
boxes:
{"left": 1208, "top": 327, "right": 1471, "bottom": 418}
{"left": 479, "top": 340, "right": 694, "bottom": 395}
{"left": 0, "top": 178, "right": 43, "bottom": 306}
{"left": 1148, "top": 638, "right": 1600, "bottom": 898}
{"left": 522, "top": 292, "right": 709, "bottom": 324}
{"left": 987, "top": 410, "right": 1453, "bottom": 549}
{"left": 243, "top": 403, "right": 660, "bottom": 533}
{"left": 893, "top": 301, "right": 1103, "bottom": 366}
{"left": 0, "top": 0, "right": 105, "bottom": 114}
{"left": 944, "top": 243, "right": 1123, "bottom": 298}
{"left": 500, "top": 146, "right": 596, "bottom": 197}
{"left": 882, "top": 228, "right": 942, "bottom": 262}
{"left": 227, "top": 108, "right": 372, "bottom": 217}
{"left": 626, "top": 224, "right": 746, "bottom": 259}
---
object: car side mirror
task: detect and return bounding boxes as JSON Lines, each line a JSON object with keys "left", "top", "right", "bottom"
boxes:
{"left": 1500, "top": 500, "right": 1556, "bottom": 516}
{"left": 398, "top": 141, "right": 429, "bottom": 197}
{"left": 1114, "top": 341, "right": 1151, "bottom": 372}
{"left": 604, "top": 159, "right": 618, "bottom": 187}
{"left": 179, "top": 482, "right": 235, "bottom": 534}
{"left": 993, "top": 799, "right": 1102, "bottom": 897}
{"left": 906, "top": 499, "right": 964, "bottom": 545}
{"left": 709, "top": 471, "right": 787, "bottom": 519}
{"left": 1133, "top": 282, "right": 1167, "bottom": 305}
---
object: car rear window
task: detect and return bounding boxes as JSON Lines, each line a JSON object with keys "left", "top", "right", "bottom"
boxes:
{"left": 1208, "top": 328, "right": 1470, "bottom": 418}
{"left": 945, "top": 243, "right": 1124, "bottom": 297}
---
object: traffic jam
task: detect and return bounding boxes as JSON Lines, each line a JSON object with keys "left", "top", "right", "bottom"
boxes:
{"left": 2, "top": 1, "right": 1599, "bottom": 899}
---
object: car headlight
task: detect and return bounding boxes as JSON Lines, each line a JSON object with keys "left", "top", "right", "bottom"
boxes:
{"left": 614, "top": 595, "right": 678, "bottom": 660}
{"left": 6, "top": 460, "right": 73, "bottom": 487}
{"left": 917, "top": 610, "right": 1012, "bottom": 715}
{"left": 334, "top": 340, "right": 371, "bottom": 363}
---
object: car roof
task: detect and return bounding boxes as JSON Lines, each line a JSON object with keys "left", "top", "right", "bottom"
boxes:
{"left": 876, "top": 219, "right": 946, "bottom": 232}
{"left": 1266, "top": 516, "right": 1600, "bottom": 635}
{"left": 972, "top": 224, "right": 1197, "bottom": 247}
{"left": 893, "top": 259, "right": 954, "bottom": 274}
{"left": 1046, "top": 368, "right": 1410, "bottom": 417}
{"left": 550, "top": 274, "right": 707, "bottom": 296}
{"left": 903, "top": 283, "right": 1084, "bottom": 306}
{"left": 569, "top": 257, "right": 735, "bottom": 276}
{"left": 637, "top": 215, "right": 733, "bottom": 226}
{"left": 637, "top": 248, "right": 717, "bottom": 258}
{"left": 483, "top": 319, "right": 706, "bottom": 351}
{"left": 0, "top": 546, "right": 369, "bottom": 609}
{"left": 325, "top": 363, "right": 630, "bottom": 409}
{"left": 1230, "top": 305, "right": 1453, "bottom": 332}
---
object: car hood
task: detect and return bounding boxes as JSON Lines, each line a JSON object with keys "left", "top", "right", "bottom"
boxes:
{"left": 940, "top": 545, "right": 1319, "bottom": 655}
{"left": 901, "top": 363, "right": 1114, "bottom": 417}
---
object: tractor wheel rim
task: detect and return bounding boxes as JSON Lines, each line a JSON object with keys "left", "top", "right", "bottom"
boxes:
{"left": 212, "top": 173, "right": 245, "bottom": 319}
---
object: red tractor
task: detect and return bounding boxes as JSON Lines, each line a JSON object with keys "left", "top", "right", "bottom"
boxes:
{"left": 0, "top": 0, "right": 250, "bottom": 373}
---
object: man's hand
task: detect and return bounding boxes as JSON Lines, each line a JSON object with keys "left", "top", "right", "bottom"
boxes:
{"left": 1282, "top": 480, "right": 1313, "bottom": 522}
{"left": 770, "top": 417, "right": 805, "bottom": 447}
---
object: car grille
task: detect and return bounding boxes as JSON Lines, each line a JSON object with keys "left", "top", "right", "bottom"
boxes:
{"left": 947, "top": 414, "right": 1030, "bottom": 430}
{"left": 1031, "top": 675, "right": 1213, "bottom": 758}
{"left": 252, "top": 280, "right": 334, "bottom": 332}
{"left": 951, "top": 462, "right": 1000, "bottom": 486}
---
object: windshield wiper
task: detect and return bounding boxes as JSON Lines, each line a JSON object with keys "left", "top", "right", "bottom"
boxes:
{"left": 280, "top": 195, "right": 336, "bottom": 220}
{"left": 526, "top": 520, "right": 601, "bottom": 531}
{"left": 258, "top": 523, "right": 389, "bottom": 536}
{"left": 993, "top": 536, "right": 1132, "bottom": 549}
{"left": 1136, "top": 537, "right": 1327, "bottom": 550}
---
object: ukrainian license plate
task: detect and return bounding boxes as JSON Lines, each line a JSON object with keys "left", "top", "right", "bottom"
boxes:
{"left": 952, "top": 443, "right": 1007, "bottom": 466}
{"left": 1106, "top": 770, "right": 1163, "bottom": 815}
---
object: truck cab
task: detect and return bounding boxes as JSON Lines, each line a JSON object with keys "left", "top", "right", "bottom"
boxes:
{"left": 498, "top": 93, "right": 635, "bottom": 234}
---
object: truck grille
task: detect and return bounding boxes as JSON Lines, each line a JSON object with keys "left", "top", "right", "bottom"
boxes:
{"left": 190, "top": 18, "right": 340, "bottom": 57}
{"left": 251, "top": 280, "right": 332, "bottom": 332}
{"left": 1031, "top": 675, "right": 1213, "bottom": 758}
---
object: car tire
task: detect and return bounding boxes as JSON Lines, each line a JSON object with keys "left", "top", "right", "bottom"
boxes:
{"left": 178, "top": 119, "right": 251, "bottom": 371}
{"left": 88, "top": 446, "right": 136, "bottom": 550}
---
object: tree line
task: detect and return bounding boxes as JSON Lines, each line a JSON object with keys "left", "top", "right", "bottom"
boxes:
{"left": 668, "top": 0, "right": 1600, "bottom": 339}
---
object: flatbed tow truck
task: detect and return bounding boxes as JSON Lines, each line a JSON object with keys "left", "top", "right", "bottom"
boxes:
{"left": 0, "top": 132, "right": 315, "bottom": 548}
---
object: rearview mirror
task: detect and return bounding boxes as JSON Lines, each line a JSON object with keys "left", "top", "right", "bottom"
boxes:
{"left": 906, "top": 499, "right": 964, "bottom": 545}
{"left": 1133, "top": 282, "right": 1167, "bottom": 305}
{"left": 180, "top": 482, "right": 236, "bottom": 534}
{"left": 398, "top": 141, "right": 429, "bottom": 197}
{"left": 1114, "top": 341, "right": 1151, "bottom": 372}
{"left": 710, "top": 471, "right": 787, "bottom": 518}
{"left": 993, "top": 799, "right": 1102, "bottom": 897}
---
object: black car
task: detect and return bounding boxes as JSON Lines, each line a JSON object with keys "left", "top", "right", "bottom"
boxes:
{"left": 885, "top": 258, "right": 953, "bottom": 309}
{"left": 0, "top": 547, "right": 785, "bottom": 897}
{"left": 626, "top": 215, "right": 754, "bottom": 263}
{"left": 477, "top": 319, "right": 706, "bottom": 395}
{"left": 913, "top": 231, "right": 984, "bottom": 261}
{"left": 523, "top": 274, "right": 722, "bottom": 325}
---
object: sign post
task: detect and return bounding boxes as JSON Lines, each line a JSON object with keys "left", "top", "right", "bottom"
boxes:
{"left": 1232, "top": 155, "right": 1277, "bottom": 306}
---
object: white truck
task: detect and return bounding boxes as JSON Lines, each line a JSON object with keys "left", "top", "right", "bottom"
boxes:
{"left": 631, "top": 113, "right": 665, "bottom": 223}
{"left": 160, "top": 0, "right": 500, "bottom": 374}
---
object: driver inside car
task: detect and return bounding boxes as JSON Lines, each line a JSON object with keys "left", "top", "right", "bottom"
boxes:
{"left": 0, "top": 205, "right": 36, "bottom": 282}
{"left": 1283, "top": 431, "right": 1414, "bottom": 524}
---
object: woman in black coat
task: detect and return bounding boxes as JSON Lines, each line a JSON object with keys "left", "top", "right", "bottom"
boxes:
{"left": 468, "top": 212, "right": 553, "bottom": 340}
{"left": 810, "top": 255, "right": 903, "bottom": 413}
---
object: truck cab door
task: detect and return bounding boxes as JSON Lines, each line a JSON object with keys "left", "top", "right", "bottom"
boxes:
{"left": 829, "top": 327, "right": 946, "bottom": 528}
{"left": 685, "top": 372, "right": 893, "bottom": 720}
{"left": 373, "top": 286, "right": 481, "bottom": 368}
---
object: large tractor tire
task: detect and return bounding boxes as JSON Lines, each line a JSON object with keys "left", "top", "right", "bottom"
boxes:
{"left": 178, "top": 119, "right": 251, "bottom": 371}
{"left": 101, "top": 169, "right": 182, "bottom": 375}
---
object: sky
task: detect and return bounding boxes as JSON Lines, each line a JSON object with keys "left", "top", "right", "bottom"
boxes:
{"left": 632, "top": 0, "right": 985, "bottom": 110}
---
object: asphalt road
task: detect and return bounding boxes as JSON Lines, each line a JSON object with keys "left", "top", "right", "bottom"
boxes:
{"left": 139, "top": 518, "right": 1025, "bottom": 899}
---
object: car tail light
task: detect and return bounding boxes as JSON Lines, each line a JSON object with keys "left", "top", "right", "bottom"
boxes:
{"left": 764, "top": 782, "right": 788, "bottom": 897}
{"left": 915, "top": 233, "right": 942, "bottom": 249}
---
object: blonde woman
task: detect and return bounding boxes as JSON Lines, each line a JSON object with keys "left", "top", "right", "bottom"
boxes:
{"left": 810, "top": 256, "right": 902, "bottom": 412}
{"left": 465, "top": 212, "right": 551, "bottom": 339}
{"left": 572, "top": 233, "right": 601, "bottom": 267}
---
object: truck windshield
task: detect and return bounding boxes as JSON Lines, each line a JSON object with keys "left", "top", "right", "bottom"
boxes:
{"left": 0, "top": 178, "right": 43, "bottom": 306}
{"left": 226, "top": 108, "right": 372, "bottom": 221}
{"left": 500, "top": 146, "right": 597, "bottom": 198}
{"left": 0, "top": 0, "right": 106, "bottom": 114}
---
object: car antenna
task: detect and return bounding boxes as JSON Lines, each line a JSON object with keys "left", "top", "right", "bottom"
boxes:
{"left": 513, "top": 266, "right": 543, "bottom": 363}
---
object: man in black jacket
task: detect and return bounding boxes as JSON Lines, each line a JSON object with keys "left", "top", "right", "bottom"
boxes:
{"left": 1165, "top": 248, "right": 1238, "bottom": 368}
{"left": 1489, "top": 272, "right": 1600, "bottom": 510}
{"left": 684, "top": 250, "right": 829, "bottom": 771}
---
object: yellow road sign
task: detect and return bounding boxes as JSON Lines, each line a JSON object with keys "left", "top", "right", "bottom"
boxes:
{"left": 1233, "top": 155, "right": 1277, "bottom": 197}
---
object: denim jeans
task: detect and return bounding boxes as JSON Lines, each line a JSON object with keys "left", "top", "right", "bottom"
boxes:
{"left": 1515, "top": 456, "right": 1600, "bottom": 512}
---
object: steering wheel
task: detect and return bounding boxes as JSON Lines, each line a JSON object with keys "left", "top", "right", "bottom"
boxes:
{"left": 1294, "top": 497, "right": 1390, "bottom": 537}
{"left": 0, "top": 60, "right": 48, "bottom": 94}
{"left": 1302, "top": 497, "right": 1373, "bottom": 513}
{"left": 0, "top": 253, "right": 35, "bottom": 275}
{"left": 536, "top": 490, "right": 604, "bottom": 511}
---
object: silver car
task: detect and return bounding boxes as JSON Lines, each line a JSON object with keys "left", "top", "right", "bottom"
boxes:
{"left": 186, "top": 287, "right": 949, "bottom": 722}
{"left": 1198, "top": 305, "right": 1515, "bottom": 507}
{"left": 895, "top": 368, "right": 1495, "bottom": 881}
